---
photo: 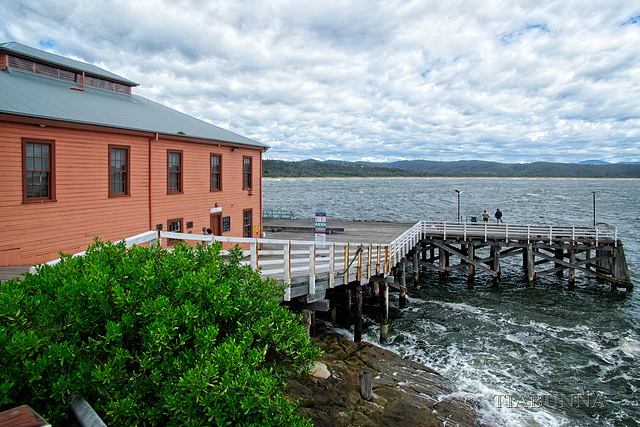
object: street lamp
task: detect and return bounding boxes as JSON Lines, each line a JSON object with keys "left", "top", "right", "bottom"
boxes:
{"left": 592, "top": 191, "right": 596, "bottom": 227}
{"left": 455, "top": 190, "right": 463, "bottom": 222}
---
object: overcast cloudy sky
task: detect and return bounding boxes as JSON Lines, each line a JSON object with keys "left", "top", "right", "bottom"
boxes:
{"left": 2, "top": 1, "right": 640, "bottom": 163}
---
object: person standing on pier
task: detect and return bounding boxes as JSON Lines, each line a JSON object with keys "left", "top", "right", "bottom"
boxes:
{"left": 482, "top": 210, "right": 489, "bottom": 222}
{"left": 495, "top": 209, "right": 503, "bottom": 223}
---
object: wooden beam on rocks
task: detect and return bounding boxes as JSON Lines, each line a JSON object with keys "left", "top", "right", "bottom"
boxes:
{"left": 354, "top": 285, "right": 363, "bottom": 343}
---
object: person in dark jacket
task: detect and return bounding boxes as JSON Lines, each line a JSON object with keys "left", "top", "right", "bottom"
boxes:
{"left": 495, "top": 208, "right": 503, "bottom": 223}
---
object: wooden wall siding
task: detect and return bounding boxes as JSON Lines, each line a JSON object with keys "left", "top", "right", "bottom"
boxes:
{"left": 0, "top": 122, "right": 149, "bottom": 264}
{"left": 0, "top": 120, "right": 263, "bottom": 265}
{"left": 150, "top": 140, "right": 262, "bottom": 247}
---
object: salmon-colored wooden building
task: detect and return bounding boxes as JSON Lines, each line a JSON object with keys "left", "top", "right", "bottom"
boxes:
{"left": 0, "top": 42, "right": 268, "bottom": 266}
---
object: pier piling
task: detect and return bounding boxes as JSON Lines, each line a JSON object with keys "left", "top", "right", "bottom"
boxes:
{"left": 380, "top": 277, "right": 390, "bottom": 344}
{"left": 354, "top": 284, "right": 363, "bottom": 343}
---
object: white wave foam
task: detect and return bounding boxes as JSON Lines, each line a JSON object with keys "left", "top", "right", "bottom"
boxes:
{"left": 620, "top": 337, "right": 640, "bottom": 357}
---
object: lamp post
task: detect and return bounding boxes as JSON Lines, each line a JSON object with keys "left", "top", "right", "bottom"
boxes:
{"left": 455, "top": 190, "right": 462, "bottom": 222}
{"left": 592, "top": 191, "right": 596, "bottom": 227}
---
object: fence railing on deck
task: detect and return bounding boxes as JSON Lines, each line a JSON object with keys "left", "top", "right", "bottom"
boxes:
{"left": 30, "top": 221, "right": 617, "bottom": 299}
{"left": 418, "top": 221, "right": 617, "bottom": 246}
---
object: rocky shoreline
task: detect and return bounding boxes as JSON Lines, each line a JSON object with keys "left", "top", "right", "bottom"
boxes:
{"left": 285, "top": 322, "right": 490, "bottom": 426}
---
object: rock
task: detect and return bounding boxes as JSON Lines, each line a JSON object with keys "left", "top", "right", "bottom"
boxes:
{"left": 285, "top": 325, "right": 490, "bottom": 426}
{"left": 311, "top": 362, "right": 331, "bottom": 379}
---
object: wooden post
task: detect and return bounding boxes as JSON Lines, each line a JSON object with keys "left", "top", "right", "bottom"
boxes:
{"left": 439, "top": 247, "right": 448, "bottom": 279}
{"left": 412, "top": 245, "right": 420, "bottom": 285}
{"left": 302, "top": 310, "right": 313, "bottom": 337}
{"left": 360, "top": 371, "right": 372, "bottom": 401}
{"left": 399, "top": 259, "right": 406, "bottom": 289}
{"left": 380, "top": 278, "right": 390, "bottom": 344}
{"left": 371, "top": 278, "right": 380, "bottom": 299}
{"left": 568, "top": 246, "right": 576, "bottom": 288}
{"left": 612, "top": 244, "right": 632, "bottom": 288}
{"left": 467, "top": 244, "right": 475, "bottom": 277}
{"left": 526, "top": 244, "right": 535, "bottom": 287}
{"left": 492, "top": 245, "right": 501, "bottom": 285}
{"left": 399, "top": 285, "right": 406, "bottom": 309}
{"left": 354, "top": 285, "right": 363, "bottom": 343}
{"left": 555, "top": 248, "right": 564, "bottom": 278}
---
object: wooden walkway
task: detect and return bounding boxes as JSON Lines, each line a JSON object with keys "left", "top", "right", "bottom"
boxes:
{"left": 13, "top": 220, "right": 629, "bottom": 291}
{"left": 3, "top": 220, "right": 632, "bottom": 344}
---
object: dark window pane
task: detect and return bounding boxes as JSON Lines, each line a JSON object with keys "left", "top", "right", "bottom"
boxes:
{"left": 25, "top": 143, "right": 51, "bottom": 199}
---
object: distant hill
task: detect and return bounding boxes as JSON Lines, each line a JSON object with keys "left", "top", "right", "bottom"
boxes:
{"left": 263, "top": 159, "right": 640, "bottom": 178}
{"left": 578, "top": 160, "right": 610, "bottom": 165}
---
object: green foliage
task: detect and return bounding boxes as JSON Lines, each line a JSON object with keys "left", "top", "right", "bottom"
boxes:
{"left": 0, "top": 240, "right": 320, "bottom": 426}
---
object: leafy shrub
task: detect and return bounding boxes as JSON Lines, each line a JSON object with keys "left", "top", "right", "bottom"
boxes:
{"left": 0, "top": 240, "right": 320, "bottom": 426}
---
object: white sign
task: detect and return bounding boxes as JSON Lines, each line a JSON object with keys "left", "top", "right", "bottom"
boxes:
{"left": 210, "top": 207, "right": 222, "bottom": 213}
{"left": 315, "top": 211, "right": 327, "bottom": 247}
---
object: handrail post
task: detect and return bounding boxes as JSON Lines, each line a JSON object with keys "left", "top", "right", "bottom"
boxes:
{"left": 344, "top": 244, "right": 350, "bottom": 284}
{"left": 309, "top": 242, "right": 315, "bottom": 294}
{"left": 357, "top": 247, "right": 363, "bottom": 282}
{"left": 309, "top": 242, "right": 315, "bottom": 276}
{"left": 385, "top": 246, "right": 390, "bottom": 274}
{"left": 250, "top": 240, "right": 258, "bottom": 270}
{"left": 329, "top": 242, "right": 335, "bottom": 288}
{"left": 283, "top": 241, "right": 291, "bottom": 301}
{"left": 367, "top": 244, "right": 372, "bottom": 280}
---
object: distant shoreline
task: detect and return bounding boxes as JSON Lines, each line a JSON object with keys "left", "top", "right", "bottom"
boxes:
{"left": 262, "top": 176, "right": 640, "bottom": 180}
{"left": 262, "top": 159, "right": 640, "bottom": 179}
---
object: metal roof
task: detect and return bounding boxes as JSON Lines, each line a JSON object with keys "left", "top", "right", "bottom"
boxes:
{"left": 0, "top": 41, "right": 138, "bottom": 86}
{"left": 0, "top": 43, "right": 268, "bottom": 149}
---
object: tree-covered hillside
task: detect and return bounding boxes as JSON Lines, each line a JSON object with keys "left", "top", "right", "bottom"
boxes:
{"left": 263, "top": 159, "right": 640, "bottom": 178}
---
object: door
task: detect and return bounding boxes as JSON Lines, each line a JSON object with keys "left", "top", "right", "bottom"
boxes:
{"left": 210, "top": 213, "right": 222, "bottom": 236}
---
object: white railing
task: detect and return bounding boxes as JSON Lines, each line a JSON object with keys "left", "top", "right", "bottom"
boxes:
{"left": 32, "top": 231, "right": 390, "bottom": 301}
{"left": 30, "top": 221, "right": 618, "bottom": 298}
{"left": 418, "top": 221, "right": 617, "bottom": 246}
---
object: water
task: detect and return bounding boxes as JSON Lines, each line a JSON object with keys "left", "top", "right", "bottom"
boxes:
{"left": 263, "top": 177, "right": 640, "bottom": 427}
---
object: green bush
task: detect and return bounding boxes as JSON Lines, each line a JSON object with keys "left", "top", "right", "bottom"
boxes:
{"left": 0, "top": 240, "right": 320, "bottom": 426}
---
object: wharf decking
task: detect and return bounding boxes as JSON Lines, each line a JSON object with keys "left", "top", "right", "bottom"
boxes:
{"left": 2, "top": 220, "right": 631, "bottom": 295}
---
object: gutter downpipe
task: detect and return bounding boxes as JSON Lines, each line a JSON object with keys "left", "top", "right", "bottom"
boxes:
{"left": 149, "top": 133, "right": 158, "bottom": 231}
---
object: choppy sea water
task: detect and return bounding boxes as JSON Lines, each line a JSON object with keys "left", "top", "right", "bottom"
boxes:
{"left": 264, "top": 177, "right": 640, "bottom": 427}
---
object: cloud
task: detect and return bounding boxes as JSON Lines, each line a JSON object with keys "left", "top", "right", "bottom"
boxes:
{"left": 1, "top": 0, "right": 639, "bottom": 163}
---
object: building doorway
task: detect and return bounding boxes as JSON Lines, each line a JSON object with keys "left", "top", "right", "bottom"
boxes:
{"left": 210, "top": 213, "right": 222, "bottom": 236}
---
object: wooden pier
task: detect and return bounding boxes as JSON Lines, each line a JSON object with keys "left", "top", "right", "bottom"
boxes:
{"left": 23, "top": 220, "right": 633, "bottom": 344}
{"left": 414, "top": 221, "right": 632, "bottom": 290}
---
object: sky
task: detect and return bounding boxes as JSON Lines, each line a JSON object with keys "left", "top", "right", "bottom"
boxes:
{"left": 2, "top": 1, "right": 640, "bottom": 164}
